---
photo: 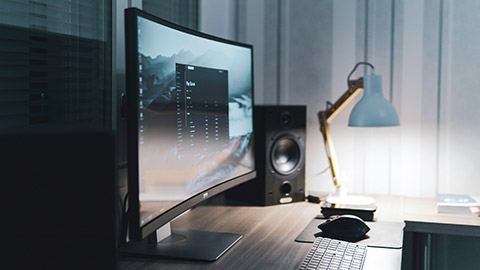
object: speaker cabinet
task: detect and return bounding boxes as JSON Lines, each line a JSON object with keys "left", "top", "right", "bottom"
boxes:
{"left": 228, "top": 105, "right": 306, "bottom": 205}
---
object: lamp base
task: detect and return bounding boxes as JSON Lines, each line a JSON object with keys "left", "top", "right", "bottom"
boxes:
{"left": 321, "top": 195, "right": 377, "bottom": 221}
{"left": 326, "top": 195, "right": 376, "bottom": 206}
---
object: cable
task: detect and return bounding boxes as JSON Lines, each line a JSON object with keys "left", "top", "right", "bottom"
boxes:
{"left": 314, "top": 165, "right": 331, "bottom": 177}
{"left": 346, "top": 62, "right": 375, "bottom": 86}
{"left": 305, "top": 166, "right": 332, "bottom": 203}
{"left": 119, "top": 192, "right": 129, "bottom": 246}
{"left": 305, "top": 165, "right": 331, "bottom": 185}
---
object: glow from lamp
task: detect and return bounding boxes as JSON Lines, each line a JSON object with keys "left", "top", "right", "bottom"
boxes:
{"left": 318, "top": 62, "right": 400, "bottom": 206}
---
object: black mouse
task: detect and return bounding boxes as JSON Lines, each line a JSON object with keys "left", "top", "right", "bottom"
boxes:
{"left": 317, "top": 214, "right": 370, "bottom": 242}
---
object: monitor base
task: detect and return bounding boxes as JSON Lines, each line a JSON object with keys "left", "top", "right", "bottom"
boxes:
{"left": 119, "top": 229, "right": 242, "bottom": 261}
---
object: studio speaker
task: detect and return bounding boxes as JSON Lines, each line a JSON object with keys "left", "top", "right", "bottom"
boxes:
{"left": 227, "top": 105, "right": 306, "bottom": 205}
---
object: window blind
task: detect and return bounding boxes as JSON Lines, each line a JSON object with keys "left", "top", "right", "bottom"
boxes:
{"left": 142, "top": 0, "right": 198, "bottom": 30}
{"left": 0, "top": 0, "right": 111, "bottom": 130}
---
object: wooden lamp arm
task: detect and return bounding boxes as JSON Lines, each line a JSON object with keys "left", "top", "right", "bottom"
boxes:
{"left": 317, "top": 78, "right": 364, "bottom": 188}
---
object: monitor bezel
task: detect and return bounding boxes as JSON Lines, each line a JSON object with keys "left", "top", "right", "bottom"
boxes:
{"left": 125, "top": 7, "right": 256, "bottom": 241}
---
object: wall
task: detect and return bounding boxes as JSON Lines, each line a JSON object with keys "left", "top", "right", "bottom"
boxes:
{"left": 200, "top": 0, "right": 480, "bottom": 198}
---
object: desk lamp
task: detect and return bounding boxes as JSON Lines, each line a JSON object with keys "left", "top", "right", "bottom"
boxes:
{"left": 318, "top": 62, "right": 399, "bottom": 206}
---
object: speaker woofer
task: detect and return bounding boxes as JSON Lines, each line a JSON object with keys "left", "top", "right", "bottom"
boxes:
{"left": 270, "top": 135, "right": 302, "bottom": 175}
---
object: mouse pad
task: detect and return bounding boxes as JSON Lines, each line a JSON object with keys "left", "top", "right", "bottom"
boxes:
{"left": 295, "top": 216, "right": 404, "bottom": 249}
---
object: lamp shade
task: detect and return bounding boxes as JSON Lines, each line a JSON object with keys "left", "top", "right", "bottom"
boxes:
{"left": 348, "top": 73, "right": 399, "bottom": 127}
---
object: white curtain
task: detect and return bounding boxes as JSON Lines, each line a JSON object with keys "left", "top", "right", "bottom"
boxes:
{"left": 200, "top": 0, "right": 480, "bottom": 198}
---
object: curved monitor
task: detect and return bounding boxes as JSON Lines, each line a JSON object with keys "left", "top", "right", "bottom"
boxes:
{"left": 124, "top": 8, "right": 255, "bottom": 260}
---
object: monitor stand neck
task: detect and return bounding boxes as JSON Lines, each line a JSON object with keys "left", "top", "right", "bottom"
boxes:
{"left": 120, "top": 222, "right": 243, "bottom": 261}
{"left": 147, "top": 223, "right": 174, "bottom": 244}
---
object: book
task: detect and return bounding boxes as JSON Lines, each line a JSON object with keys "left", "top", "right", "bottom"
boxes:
{"left": 436, "top": 194, "right": 480, "bottom": 216}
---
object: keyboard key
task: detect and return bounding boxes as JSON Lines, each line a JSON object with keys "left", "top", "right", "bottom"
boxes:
{"left": 298, "top": 237, "right": 367, "bottom": 270}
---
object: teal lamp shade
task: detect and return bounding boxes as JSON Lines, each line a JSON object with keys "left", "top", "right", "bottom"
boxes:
{"left": 348, "top": 73, "right": 399, "bottom": 127}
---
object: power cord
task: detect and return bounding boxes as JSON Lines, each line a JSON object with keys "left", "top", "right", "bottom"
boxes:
{"left": 306, "top": 166, "right": 330, "bottom": 203}
{"left": 119, "top": 192, "right": 129, "bottom": 246}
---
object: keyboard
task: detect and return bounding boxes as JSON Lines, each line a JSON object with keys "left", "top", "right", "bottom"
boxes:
{"left": 298, "top": 236, "right": 367, "bottom": 270}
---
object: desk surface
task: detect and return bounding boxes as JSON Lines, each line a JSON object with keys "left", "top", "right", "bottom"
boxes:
{"left": 374, "top": 195, "right": 480, "bottom": 238}
{"left": 120, "top": 201, "right": 320, "bottom": 269}
{"left": 373, "top": 195, "right": 480, "bottom": 226}
{"left": 119, "top": 195, "right": 479, "bottom": 270}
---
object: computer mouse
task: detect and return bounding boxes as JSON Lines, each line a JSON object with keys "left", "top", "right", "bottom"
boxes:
{"left": 317, "top": 214, "right": 370, "bottom": 242}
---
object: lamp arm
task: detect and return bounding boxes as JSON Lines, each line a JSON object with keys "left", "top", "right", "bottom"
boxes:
{"left": 324, "top": 78, "right": 364, "bottom": 120}
{"left": 318, "top": 111, "right": 341, "bottom": 187}
{"left": 317, "top": 78, "right": 364, "bottom": 188}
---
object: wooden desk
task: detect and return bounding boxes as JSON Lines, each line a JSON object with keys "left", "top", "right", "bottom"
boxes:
{"left": 119, "top": 195, "right": 480, "bottom": 269}
{"left": 119, "top": 197, "right": 402, "bottom": 270}
{"left": 372, "top": 195, "right": 480, "bottom": 227}
{"left": 392, "top": 196, "right": 480, "bottom": 270}
{"left": 358, "top": 194, "right": 480, "bottom": 269}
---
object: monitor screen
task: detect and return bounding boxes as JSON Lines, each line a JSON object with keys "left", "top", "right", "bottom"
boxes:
{"left": 125, "top": 8, "right": 255, "bottom": 243}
